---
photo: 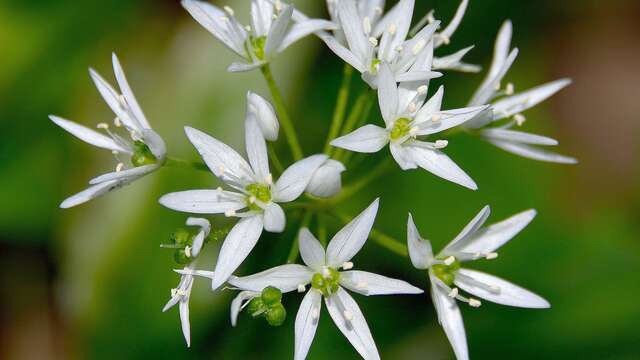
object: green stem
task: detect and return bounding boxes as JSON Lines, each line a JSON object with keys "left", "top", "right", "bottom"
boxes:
{"left": 329, "top": 158, "right": 394, "bottom": 205}
{"left": 261, "top": 64, "right": 304, "bottom": 161}
{"left": 165, "top": 157, "right": 209, "bottom": 172}
{"left": 268, "top": 143, "right": 285, "bottom": 176}
{"left": 287, "top": 211, "right": 313, "bottom": 263}
{"left": 333, "top": 90, "right": 375, "bottom": 161}
{"left": 325, "top": 64, "right": 353, "bottom": 155}
{"left": 335, "top": 212, "right": 407, "bottom": 256}
{"left": 317, "top": 213, "right": 327, "bottom": 246}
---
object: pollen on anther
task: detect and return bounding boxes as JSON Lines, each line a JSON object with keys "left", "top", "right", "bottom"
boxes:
{"left": 368, "top": 37, "right": 378, "bottom": 46}
{"left": 297, "top": 284, "right": 306, "bottom": 293}
{"left": 374, "top": 6, "right": 383, "bottom": 15}
{"left": 444, "top": 256, "right": 456, "bottom": 266}
{"left": 115, "top": 162, "right": 124, "bottom": 172}
{"left": 97, "top": 122, "right": 109, "bottom": 129}
{"left": 408, "top": 102, "right": 417, "bottom": 113}
{"left": 245, "top": 25, "right": 252, "bottom": 31}
{"left": 485, "top": 252, "right": 498, "bottom": 260}
{"left": 469, "top": 298, "right": 482, "bottom": 307}
{"left": 223, "top": 5, "right": 234, "bottom": 16}
{"left": 514, "top": 113, "right": 526, "bottom": 126}
{"left": 431, "top": 114, "right": 442, "bottom": 122}
{"left": 185, "top": 246, "right": 192, "bottom": 258}
{"left": 343, "top": 310, "right": 354, "bottom": 321}
{"left": 342, "top": 261, "right": 354, "bottom": 270}
{"left": 388, "top": 23, "right": 397, "bottom": 35}
{"left": 417, "top": 85, "right": 428, "bottom": 95}
{"left": 225, "top": 209, "right": 236, "bottom": 217}
{"left": 114, "top": 117, "right": 122, "bottom": 127}
{"left": 434, "top": 140, "right": 448, "bottom": 149}
{"left": 506, "top": 83, "right": 515, "bottom": 95}
{"left": 249, "top": 196, "right": 256, "bottom": 204}
{"left": 265, "top": 173, "right": 273, "bottom": 185}
{"left": 448, "top": 288, "right": 459, "bottom": 298}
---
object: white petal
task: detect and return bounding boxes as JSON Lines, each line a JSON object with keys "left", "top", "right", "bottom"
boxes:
{"left": 245, "top": 115, "right": 270, "bottom": 181}
{"left": 443, "top": 205, "right": 491, "bottom": 252}
{"left": 340, "top": 270, "right": 423, "bottom": 296}
{"left": 430, "top": 280, "right": 468, "bottom": 360}
{"left": 482, "top": 128, "right": 559, "bottom": 145}
{"left": 325, "top": 287, "right": 380, "bottom": 360}
{"left": 265, "top": 4, "right": 293, "bottom": 56}
{"left": 263, "top": 202, "right": 286, "bottom": 233}
{"left": 407, "top": 213, "right": 433, "bottom": 269}
{"left": 179, "top": 301, "right": 191, "bottom": 347}
{"left": 184, "top": 126, "right": 254, "bottom": 186}
{"left": 326, "top": 198, "right": 379, "bottom": 267}
{"left": 492, "top": 78, "right": 572, "bottom": 120}
{"left": 298, "top": 228, "right": 326, "bottom": 271}
{"left": 294, "top": 290, "right": 322, "bottom": 360}
{"left": 89, "top": 164, "right": 157, "bottom": 185}
{"left": 181, "top": 0, "right": 247, "bottom": 57}
{"left": 247, "top": 91, "right": 279, "bottom": 141}
{"left": 227, "top": 61, "right": 266, "bottom": 72}
{"left": 278, "top": 19, "right": 336, "bottom": 52}
{"left": 377, "top": 63, "right": 399, "bottom": 126}
{"left": 469, "top": 48, "right": 518, "bottom": 106}
{"left": 60, "top": 180, "right": 123, "bottom": 209}
{"left": 305, "top": 159, "right": 346, "bottom": 198}
{"left": 406, "top": 144, "right": 478, "bottom": 190}
{"left": 395, "top": 71, "right": 442, "bottom": 82}
{"left": 415, "top": 105, "right": 489, "bottom": 136}
{"left": 389, "top": 142, "right": 417, "bottom": 170}
{"left": 251, "top": 0, "right": 273, "bottom": 36}
{"left": 455, "top": 269, "right": 550, "bottom": 308}
{"left": 433, "top": 46, "right": 481, "bottom": 73}
{"left": 435, "top": 0, "right": 468, "bottom": 47}
{"left": 318, "top": 33, "right": 365, "bottom": 72}
{"left": 49, "top": 116, "right": 128, "bottom": 153}
{"left": 187, "top": 217, "right": 211, "bottom": 257}
{"left": 273, "top": 154, "right": 328, "bottom": 202}
{"left": 487, "top": 20, "right": 513, "bottom": 81}
{"left": 159, "top": 190, "right": 245, "bottom": 214}
{"left": 230, "top": 290, "right": 260, "bottom": 327}
{"left": 88, "top": 68, "right": 141, "bottom": 131}
{"left": 487, "top": 139, "right": 578, "bottom": 164}
{"left": 111, "top": 53, "right": 151, "bottom": 129}
{"left": 141, "top": 129, "right": 167, "bottom": 160}
{"left": 211, "top": 216, "right": 264, "bottom": 290}
{"left": 417, "top": 85, "right": 444, "bottom": 118}
{"left": 228, "top": 264, "right": 313, "bottom": 293}
{"left": 330, "top": 125, "right": 389, "bottom": 153}
{"left": 338, "top": 0, "right": 370, "bottom": 64}
{"left": 454, "top": 209, "right": 536, "bottom": 254}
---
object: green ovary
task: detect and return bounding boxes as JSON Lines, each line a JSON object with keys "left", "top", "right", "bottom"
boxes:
{"left": 389, "top": 118, "right": 412, "bottom": 141}
{"left": 251, "top": 36, "right": 267, "bottom": 61}
{"left": 311, "top": 267, "right": 341, "bottom": 297}
{"left": 245, "top": 183, "right": 272, "bottom": 211}
{"left": 431, "top": 259, "right": 461, "bottom": 286}
{"left": 130, "top": 140, "right": 157, "bottom": 167}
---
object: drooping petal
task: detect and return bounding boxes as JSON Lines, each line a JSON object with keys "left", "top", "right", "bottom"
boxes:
{"left": 326, "top": 198, "right": 379, "bottom": 267}
{"left": 481, "top": 128, "right": 559, "bottom": 145}
{"left": 245, "top": 115, "right": 271, "bottom": 181}
{"left": 230, "top": 290, "right": 260, "bottom": 327}
{"left": 227, "top": 61, "right": 266, "bottom": 72}
{"left": 278, "top": 19, "right": 337, "bottom": 52}
{"left": 89, "top": 164, "right": 157, "bottom": 185}
{"left": 453, "top": 209, "right": 536, "bottom": 255}
{"left": 272, "top": 154, "right": 328, "bottom": 202}
{"left": 187, "top": 217, "right": 211, "bottom": 257}
{"left": 330, "top": 125, "right": 389, "bottom": 153}
{"left": 182, "top": 0, "right": 248, "bottom": 57}
{"left": 184, "top": 126, "right": 255, "bottom": 186}
{"left": 442, "top": 205, "right": 491, "bottom": 253}
{"left": 111, "top": 53, "right": 151, "bottom": 129}
{"left": 294, "top": 290, "right": 322, "bottom": 360}
{"left": 179, "top": 301, "right": 191, "bottom": 347}
{"left": 247, "top": 91, "right": 279, "bottom": 141}
{"left": 263, "top": 202, "right": 286, "bottom": 233}
{"left": 487, "top": 139, "right": 578, "bottom": 164}
{"left": 251, "top": 0, "right": 274, "bottom": 37}
{"left": 415, "top": 105, "right": 489, "bottom": 136}
{"left": 340, "top": 270, "right": 423, "bottom": 296}
{"left": 49, "top": 116, "right": 128, "bottom": 153}
{"left": 211, "top": 216, "right": 264, "bottom": 291}
{"left": 265, "top": 4, "right": 293, "bottom": 57}
{"left": 492, "top": 78, "right": 572, "bottom": 120}
{"left": 60, "top": 180, "right": 123, "bottom": 209}
{"left": 325, "top": 287, "right": 380, "bottom": 360}
{"left": 455, "top": 269, "right": 550, "bottom": 308}
{"left": 298, "top": 228, "right": 326, "bottom": 271}
{"left": 228, "top": 264, "right": 313, "bottom": 293}
{"left": 377, "top": 63, "right": 399, "bottom": 126}
{"left": 405, "top": 143, "right": 478, "bottom": 190}
{"left": 430, "top": 279, "right": 468, "bottom": 360}
{"left": 407, "top": 213, "right": 434, "bottom": 269}
{"left": 159, "top": 190, "right": 246, "bottom": 214}
{"left": 305, "top": 159, "right": 346, "bottom": 198}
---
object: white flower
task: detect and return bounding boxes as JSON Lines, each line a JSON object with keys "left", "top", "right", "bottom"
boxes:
{"left": 247, "top": 91, "right": 279, "bottom": 141}
{"left": 407, "top": 206, "right": 550, "bottom": 360}
{"left": 162, "top": 218, "right": 214, "bottom": 347}
{"left": 228, "top": 199, "right": 423, "bottom": 360}
{"left": 305, "top": 159, "right": 346, "bottom": 198}
{"left": 159, "top": 113, "right": 327, "bottom": 291}
{"left": 182, "top": 0, "right": 335, "bottom": 72}
{"left": 465, "top": 21, "right": 576, "bottom": 164}
{"left": 49, "top": 53, "right": 166, "bottom": 208}
{"left": 331, "top": 63, "right": 488, "bottom": 190}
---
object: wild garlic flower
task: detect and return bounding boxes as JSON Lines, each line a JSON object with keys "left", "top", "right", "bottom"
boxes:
{"left": 331, "top": 63, "right": 488, "bottom": 189}
{"left": 162, "top": 218, "right": 213, "bottom": 347}
{"left": 182, "top": 0, "right": 335, "bottom": 72}
{"left": 228, "top": 199, "right": 423, "bottom": 360}
{"left": 407, "top": 206, "right": 550, "bottom": 360}
{"left": 49, "top": 53, "right": 166, "bottom": 208}
{"left": 247, "top": 91, "right": 280, "bottom": 141}
{"left": 160, "top": 111, "right": 327, "bottom": 290}
{"left": 465, "top": 21, "right": 577, "bottom": 164}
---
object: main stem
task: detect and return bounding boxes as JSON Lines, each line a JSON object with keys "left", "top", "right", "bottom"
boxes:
{"left": 261, "top": 64, "right": 304, "bottom": 161}
{"left": 165, "top": 157, "right": 209, "bottom": 172}
{"left": 324, "top": 64, "right": 353, "bottom": 155}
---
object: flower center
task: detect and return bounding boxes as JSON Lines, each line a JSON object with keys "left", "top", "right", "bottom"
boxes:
{"left": 370, "top": 58, "right": 381, "bottom": 73}
{"left": 245, "top": 183, "right": 272, "bottom": 211}
{"left": 389, "top": 118, "right": 412, "bottom": 141}
{"left": 130, "top": 140, "right": 157, "bottom": 167}
{"left": 250, "top": 36, "right": 267, "bottom": 61}
{"left": 311, "top": 267, "right": 341, "bottom": 297}
{"left": 431, "top": 258, "right": 461, "bottom": 286}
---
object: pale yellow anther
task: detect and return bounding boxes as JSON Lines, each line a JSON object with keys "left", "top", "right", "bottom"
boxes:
{"left": 218, "top": 166, "right": 226, "bottom": 175}
{"left": 469, "top": 298, "right": 482, "bottom": 307}
{"left": 225, "top": 209, "right": 236, "bottom": 217}
{"left": 514, "top": 114, "right": 526, "bottom": 126}
{"left": 412, "top": 39, "right": 426, "bottom": 55}
{"left": 342, "top": 261, "right": 354, "bottom": 270}
{"left": 97, "top": 122, "right": 109, "bottom": 129}
{"left": 185, "top": 246, "right": 192, "bottom": 258}
{"left": 265, "top": 173, "right": 273, "bottom": 185}
{"left": 408, "top": 102, "right": 417, "bottom": 113}
{"left": 114, "top": 117, "right": 122, "bottom": 127}
{"left": 297, "top": 284, "right": 306, "bottom": 293}
{"left": 369, "top": 37, "right": 378, "bottom": 46}
{"left": 216, "top": 186, "right": 223, "bottom": 192}
{"left": 434, "top": 140, "right": 448, "bottom": 149}
{"left": 275, "top": 0, "right": 283, "bottom": 12}
{"left": 506, "top": 83, "right": 515, "bottom": 95}
{"left": 444, "top": 256, "right": 456, "bottom": 266}
{"left": 427, "top": 11, "right": 436, "bottom": 24}
{"left": 245, "top": 25, "right": 252, "bottom": 32}
{"left": 112, "top": 150, "right": 119, "bottom": 155}
{"left": 115, "top": 162, "right": 124, "bottom": 172}
{"left": 388, "top": 23, "right": 397, "bottom": 35}
{"left": 448, "top": 288, "right": 459, "bottom": 298}
{"left": 249, "top": 196, "right": 256, "bottom": 204}
{"left": 363, "top": 17, "right": 371, "bottom": 34}
{"left": 322, "top": 267, "right": 331, "bottom": 277}
{"left": 431, "top": 114, "right": 442, "bottom": 122}
{"left": 395, "top": 45, "right": 404, "bottom": 52}
{"left": 409, "top": 127, "right": 419, "bottom": 136}
{"left": 374, "top": 6, "right": 383, "bottom": 15}
{"left": 343, "top": 310, "right": 354, "bottom": 321}
{"left": 417, "top": 85, "right": 428, "bottom": 95}
{"left": 485, "top": 252, "right": 499, "bottom": 260}
{"left": 223, "top": 5, "right": 234, "bottom": 16}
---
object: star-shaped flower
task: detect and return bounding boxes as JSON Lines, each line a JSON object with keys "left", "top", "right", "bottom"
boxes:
{"left": 465, "top": 21, "right": 576, "bottom": 164}
{"left": 49, "top": 53, "right": 166, "bottom": 208}
{"left": 182, "top": 0, "right": 335, "bottom": 72}
{"left": 407, "top": 206, "right": 550, "bottom": 360}
{"left": 229, "top": 199, "right": 423, "bottom": 360}
{"left": 331, "top": 63, "right": 488, "bottom": 189}
{"left": 160, "top": 106, "right": 327, "bottom": 290}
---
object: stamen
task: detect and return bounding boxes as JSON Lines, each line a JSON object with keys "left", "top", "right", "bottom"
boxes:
{"left": 374, "top": 6, "right": 383, "bottom": 15}
{"left": 341, "top": 262, "right": 354, "bottom": 270}
{"left": 115, "top": 162, "right": 124, "bottom": 172}
{"left": 185, "top": 246, "right": 192, "bottom": 258}
{"left": 388, "top": 23, "right": 397, "bottom": 35}
{"left": 448, "top": 288, "right": 459, "bottom": 298}
{"left": 427, "top": 11, "right": 436, "bottom": 24}
{"left": 408, "top": 102, "right": 417, "bottom": 113}
{"left": 368, "top": 37, "right": 378, "bottom": 46}
{"left": 311, "top": 307, "right": 320, "bottom": 320}
{"left": 322, "top": 267, "right": 331, "bottom": 277}
{"left": 225, "top": 209, "right": 237, "bottom": 217}
{"left": 220, "top": 16, "right": 229, "bottom": 22}
{"left": 514, "top": 114, "right": 526, "bottom": 126}
{"left": 431, "top": 114, "right": 441, "bottom": 122}
{"left": 218, "top": 166, "right": 226, "bottom": 175}
{"left": 265, "top": 173, "right": 273, "bottom": 185}
{"left": 395, "top": 45, "right": 403, "bottom": 52}
{"left": 112, "top": 150, "right": 119, "bottom": 156}
{"left": 505, "top": 83, "right": 515, "bottom": 95}
{"left": 412, "top": 39, "right": 426, "bottom": 55}
{"left": 245, "top": 25, "right": 252, "bottom": 32}
{"left": 434, "top": 140, "right": 448, "bottom": 149}
{"left": 417, "top": 85, "right": 428, "bottom": 95}
{"left": 485, "top": 252, "right": 498, "bottom": 260}
{"left": 363, "top": 17, "right": 371, "bottom": 35}
{"left": 114, "top": 117, "right": 122, "bottom": 127}
{"left": 97, "top": 122, "right": 109, "bottom": 129}
{"left": 343, "top": 310, "right": 354, "bottom": 321}
{"left": 223, "top": 5, "right": 234, "bottom": 16}
{"left": 443, "top": 256, "right": 456, "bottom": 266}
{"left": 469, "top": 298, "right": 482, "bottom": 307}
{"left": 297, "top": 284, "right": 306, "bottom": 293}
{"left": 274, "top": 0, "right": 282, "bottom": 12}
{"left": 438, "top": 34, "right": 450, "bottom": 45}
{"left": 248, "top": 196, "right": 256, "bottom": 204}
{"left": 409, "top": 126, "right": 419, "bottom": 136}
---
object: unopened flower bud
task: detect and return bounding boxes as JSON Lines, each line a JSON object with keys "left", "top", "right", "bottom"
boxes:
{"left": 261, "top": 286, "right": 282, "bottom": 306}
{"left": 247, "top": 92, "right": 279, "bottom": 141}
{"left": 266, "top": 303, "right": 286, "bottom": 326}
{"left": 306, "top": 159, "right": 346, "bottom": 198}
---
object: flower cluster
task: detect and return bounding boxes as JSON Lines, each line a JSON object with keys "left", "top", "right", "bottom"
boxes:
{"left": 51, "top": 0, "right": 575, "bottom": 359}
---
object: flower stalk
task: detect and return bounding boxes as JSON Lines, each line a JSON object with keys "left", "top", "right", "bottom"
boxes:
{"left": 324, "top": 63, "right": 354, "bottom": 155}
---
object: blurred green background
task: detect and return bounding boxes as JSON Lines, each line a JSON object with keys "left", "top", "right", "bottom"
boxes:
{"left": 1, "top": 0, "right": 639, "bottom": 359}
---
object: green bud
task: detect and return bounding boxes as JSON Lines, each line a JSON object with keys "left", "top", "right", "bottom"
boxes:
{"left": 265, "top": 303, "right": 286, "bottom": 327}
{"left": 174, "top": 249, "right": 190, "bottom": 264}
{"left": 171, "top": 228, "right": 192, "bottom": 246}
{"left": 247, "top": 298, "right": 265, "bottom": 317}
{"left": 130, "top": 141, "right": 157, "bottom": 167}
{"left": 261, "top": 286, "right": 282, "bottom": 306}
